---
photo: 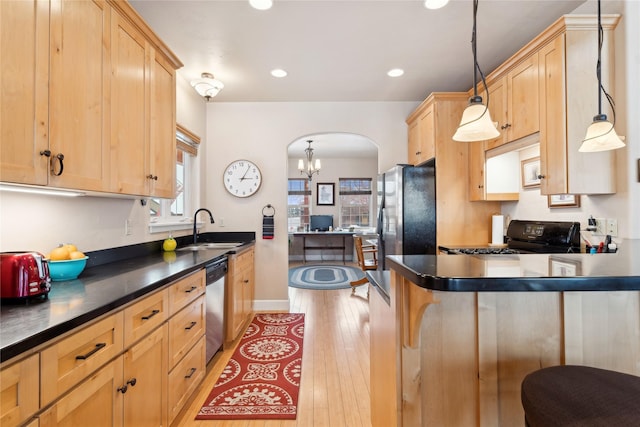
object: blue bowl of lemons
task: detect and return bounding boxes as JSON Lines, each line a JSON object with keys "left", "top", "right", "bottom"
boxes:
{"left": 48, "top": 257, "right": 88, "bottom": 281}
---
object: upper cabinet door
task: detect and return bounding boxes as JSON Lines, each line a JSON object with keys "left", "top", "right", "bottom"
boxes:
{"left": 109, "top": 10, "right": 149, "bottom": 196}
{"left": 0, "top": 0, "right": 49, "bottom": 185}
{"left": 48, "top": 0, "right": 111, "bottom": 191}
{"left": 484, "top": 77, "right": 508, "bottom": 150}
{"left": 148, "top": 51, "right": 176, "bottom": 198}
{"left": 506, "top": 54, "right": 540, "bottom": 142}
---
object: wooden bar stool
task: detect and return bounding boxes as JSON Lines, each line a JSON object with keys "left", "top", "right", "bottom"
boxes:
{"left": 521, "top": 365, "right": 640, "bottom": 426}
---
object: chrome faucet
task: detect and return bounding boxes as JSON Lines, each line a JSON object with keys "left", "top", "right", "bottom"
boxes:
{"left": 193, "top": 208, "right": 215, "bottom": 244}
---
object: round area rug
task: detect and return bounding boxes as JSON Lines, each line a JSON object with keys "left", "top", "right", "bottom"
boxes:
{"left": 288, "top": 265, "right": 365, "bottom": 290}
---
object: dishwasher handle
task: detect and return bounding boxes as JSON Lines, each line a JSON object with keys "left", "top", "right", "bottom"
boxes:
{"left": 205, "top": 258, "right": 228, "bottom": 284}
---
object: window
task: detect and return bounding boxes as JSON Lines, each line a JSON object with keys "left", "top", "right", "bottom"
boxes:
{"left": 288, "top": 179, "right": 311, "bottom": 231}
{"left": 339, "top": 178, "right": 372, "bottom": 227}
{"left": 149, "top": 125, "right": 199, "bottom": 232}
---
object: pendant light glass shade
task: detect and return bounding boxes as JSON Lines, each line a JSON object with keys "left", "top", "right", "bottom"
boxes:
{"left": 453, "top": 0, "right": 499, "bottom": 142}
{"left": 579, "top": 115, "right": 625, "bottom": 152}
{"left": 578, "top": 0, "right": 625, "bottom": 153}
{"left": 453, "top": 98, "right": 500, "bottom": 142}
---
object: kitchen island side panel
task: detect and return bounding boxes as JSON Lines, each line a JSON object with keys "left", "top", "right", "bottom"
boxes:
{"left": 402, "top": 287, "right": 639, "bottom": 426}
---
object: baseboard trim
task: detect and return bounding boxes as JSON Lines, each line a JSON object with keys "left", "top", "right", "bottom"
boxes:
{"left": 253, "top": 299, "right": 290, "bottom": 312}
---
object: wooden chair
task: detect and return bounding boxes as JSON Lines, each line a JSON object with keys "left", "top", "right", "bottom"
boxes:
{"left": 350, "top": 235, "right": 378, "bottom": 296}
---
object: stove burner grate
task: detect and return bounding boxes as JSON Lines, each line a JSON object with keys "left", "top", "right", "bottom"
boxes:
{"left": 451, "top": 248, "right": 521, "bottom": 255}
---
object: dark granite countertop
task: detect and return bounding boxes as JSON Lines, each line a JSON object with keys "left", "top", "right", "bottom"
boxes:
{"left": 386, "top": 239, "right": 640, "bottom": 293}
{"left": 0, "top": 232, "right": 255, "bottom": 363}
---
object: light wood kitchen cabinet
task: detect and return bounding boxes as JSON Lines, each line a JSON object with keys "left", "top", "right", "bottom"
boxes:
{"left": 468, "top": 140, "right": 488, "bottom": 201}
{"left": 1, "top": 0, "right": 181, "bottom": 198}
{"left": 483, "top": 78, "right": 507, "bottom": 150}
{"left": 168, "top": 335, "right": 206, "bottom": 424}
{"left": 226, "top": 246, "right": 255, "bottom": 344}
{"left": 408, "top": 105, "right": 435, "bottom": 165}
{"left": 39, "top": 324, "right": 168, "bottom": 427}
{"left": 40, "top": 312, "right": 124, "bottom": 406}
{"left": 406, "top": 93, "right": 500, "bottom": 247}
{"left": 168, "top": 295, "right": 205, "bottom": 368}
{"left": 0, "top": 0, "right": 49, "bottom": 186}
{"left": 0, "top": 354, "right": 39, "bottom": 427}
{"left": 123, "top": 288, "right": 168, "bottom": 348}
{"left": 0, "top": 0, "right": 110, "bottom": 191}
{"left": 47, "top": 0, "right": 111, "bottom": 192}
{"left": 407, "top": 119, "right": 421, "bottom": 166}
{"left": 505, "top": 53, "right": 540, "bottom": 142}
{"left": 538, "top": 16, "right": 618, "bottom": 195}
{"left": 109, "top": 10, "right": 177, "bottom": 198}
{"left": 39, "top": 355, "right": 123, "bottom": 427}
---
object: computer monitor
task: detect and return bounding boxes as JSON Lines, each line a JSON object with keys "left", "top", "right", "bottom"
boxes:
{"left": 310, "top": 215, "right": 333, "bottom": 232}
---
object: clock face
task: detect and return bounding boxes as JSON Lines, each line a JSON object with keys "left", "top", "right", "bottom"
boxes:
{"left": 223, "top": 160, "right": 262, "bottom": 197}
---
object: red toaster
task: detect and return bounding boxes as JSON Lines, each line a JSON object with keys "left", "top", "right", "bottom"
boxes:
{"left": 0, "top": 252, "right": 51, "bottom": 299}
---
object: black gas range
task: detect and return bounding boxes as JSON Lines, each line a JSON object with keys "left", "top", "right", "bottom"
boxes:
{"left": 440, "top": 220, "right": 582, "bottom": 255}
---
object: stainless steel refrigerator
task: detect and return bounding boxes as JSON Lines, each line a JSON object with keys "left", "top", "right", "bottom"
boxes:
{"left": 376, "top": 160, "right": 436, "bottom": 270}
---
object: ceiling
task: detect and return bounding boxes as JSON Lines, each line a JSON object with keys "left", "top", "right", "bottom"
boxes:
{"left": 129, "top": 0, "right": 588, "bottom": 157}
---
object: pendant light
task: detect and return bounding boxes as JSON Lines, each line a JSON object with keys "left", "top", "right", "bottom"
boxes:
{"left": 298, "top": 140, "right": 321, "bottom": 181}
{"left": 453, "top": 0, "right": 500, "bottom": 142}
{"left": 578, "top": 0, "right": 625, "bottom": 152}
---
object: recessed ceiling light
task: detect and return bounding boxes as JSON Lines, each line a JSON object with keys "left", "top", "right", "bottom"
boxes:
{"left": 387, "top": 68, "right": 404, "bottom": 77}
{"left": 424, "top": 0, "right": 449, "bottom": 10}
{"left": 271, "top": 68, "right": 287, "bottom": 78}
{"left": 249, "top": 0, "right": 273, "bottom": 10}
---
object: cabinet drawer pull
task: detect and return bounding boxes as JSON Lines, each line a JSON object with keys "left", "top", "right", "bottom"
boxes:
{"left": 75, "top": 342, "right": 106, "bottom": 360}
{"left": 184, "top": 286, "right": 198, "bottom": 293}
{"left": 184, "top": 367, "right": 197, "bottom": 379}
{"left": 184, "top": 321, "right": 197, "bottom": 330}
{"left": 141, "top": 309, "right": 160, "bottom": 320}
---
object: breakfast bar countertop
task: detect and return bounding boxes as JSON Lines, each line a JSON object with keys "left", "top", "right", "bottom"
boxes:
{"left": 385, "top": 239, "right": 640, "bottom": 293}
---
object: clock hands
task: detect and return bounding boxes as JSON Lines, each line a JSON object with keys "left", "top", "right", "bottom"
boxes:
{"left": 240, "top": 165, "right": 251, "bottom": 181}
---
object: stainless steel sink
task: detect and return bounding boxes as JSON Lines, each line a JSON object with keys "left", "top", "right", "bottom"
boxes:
{"left": 177, "top": 242, "right": 243, "bottom": 251}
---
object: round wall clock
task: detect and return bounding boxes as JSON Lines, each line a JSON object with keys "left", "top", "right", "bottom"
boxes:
{"left": 223, "top": 159, "right": 262, "bottom": 197}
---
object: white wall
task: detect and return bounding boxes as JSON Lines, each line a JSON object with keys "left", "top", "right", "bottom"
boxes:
{"left": 204, "top": 102, "right": 416, "bottom": 310}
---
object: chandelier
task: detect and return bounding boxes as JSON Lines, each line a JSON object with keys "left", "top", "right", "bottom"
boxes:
{"left": 298, "top": 140, "right": 321, "bottom": 181}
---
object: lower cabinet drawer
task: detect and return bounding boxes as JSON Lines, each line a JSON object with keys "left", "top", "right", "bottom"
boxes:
{"left": 168, "top": 335, "right": 205, "bottom": 424}
{"left": 40, "top": 312, "right": 124, "bottom": 406}
{"left": 168, "top": 295, "right": 205, "bottom": 368}
{"left": 0, "top": 353, "right": 39, "bottom": 427}
{"left": 123, "top": 288, "right": 168, "bottom": 348}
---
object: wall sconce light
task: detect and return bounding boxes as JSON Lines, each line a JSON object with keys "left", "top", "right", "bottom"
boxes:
{"left": 452, "top": 0, "right": 500, "bottom": 142}
{"left": 578, "top": 0, "right": 625, "bottom": 152}
{"left": 190, "top": 72, "right": 224, "bottom": 101}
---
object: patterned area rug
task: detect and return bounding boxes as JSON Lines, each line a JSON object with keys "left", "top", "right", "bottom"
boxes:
{"left": 196, "top": 313, "right": 305, "bottom": 420}
{"left": 288, "top": 264, "right": 365, "bottom": 290}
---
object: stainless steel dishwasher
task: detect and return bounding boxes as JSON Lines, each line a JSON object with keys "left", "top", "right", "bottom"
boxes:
{"left": 205, "top": 257, "right": 227, "bottom": 364}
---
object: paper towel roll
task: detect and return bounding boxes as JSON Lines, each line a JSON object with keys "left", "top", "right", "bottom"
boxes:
{"left": 492, "top": 215, "right": 504, "bottom": 245}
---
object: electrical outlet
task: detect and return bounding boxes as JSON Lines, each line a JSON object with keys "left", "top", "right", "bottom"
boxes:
{"left": 125, "top": 219, "right": 133, "bottom": 236}
{"left": 595, "top": 218, "right": 606, "bottom": 235}
{"left": 220, "top": 217, "right": 225, "bottom": 227}
{"left": 606, "top": 218, "right": 618, "bottom": 236}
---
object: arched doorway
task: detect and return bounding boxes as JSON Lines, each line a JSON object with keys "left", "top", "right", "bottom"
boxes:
{"left": 286, "top": 132, "right": 379, "bottom": 264}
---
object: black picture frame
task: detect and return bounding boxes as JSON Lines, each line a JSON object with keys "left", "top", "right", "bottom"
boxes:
{"left": 316, "top": 183, "right": 334, "bottom": 206}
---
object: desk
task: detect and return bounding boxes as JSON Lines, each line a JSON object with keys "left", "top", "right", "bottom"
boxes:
{"left": 293, "top": 232, "right": 354, "bottom": 264}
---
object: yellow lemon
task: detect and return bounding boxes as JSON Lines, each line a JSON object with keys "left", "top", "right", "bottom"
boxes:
{"left": 49, "top": 247, "right": 70, "bottom": 261}
{"left": 162, "top": 237, "right": 177, "bottom": 252}
{"left": 69, "top": 251, "right": 86, "bottom": 260}
{"left": 63, "top": 243, "right": 78, "bottom": 253}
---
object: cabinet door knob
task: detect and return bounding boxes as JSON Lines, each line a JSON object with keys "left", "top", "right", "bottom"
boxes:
{"left": 127, "top": 378, "right": 137, "bottom": 387}
{"left": 537, "top": 174, "right": 545, "bottom": 179}
{"left": 500, "top": 123, "right": 511, "bottom": 130}
{"left": 117, "top": 384, "right": 128, "bottom": 394}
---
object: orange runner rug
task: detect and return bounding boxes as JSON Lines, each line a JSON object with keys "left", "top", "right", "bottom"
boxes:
{"left": 196, "top": 313, "right": 305, "bottom": 420}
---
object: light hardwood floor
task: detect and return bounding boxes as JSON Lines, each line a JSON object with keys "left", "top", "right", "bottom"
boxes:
{"left": 174, "top": 269, "right": 372, "bottom": 427}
